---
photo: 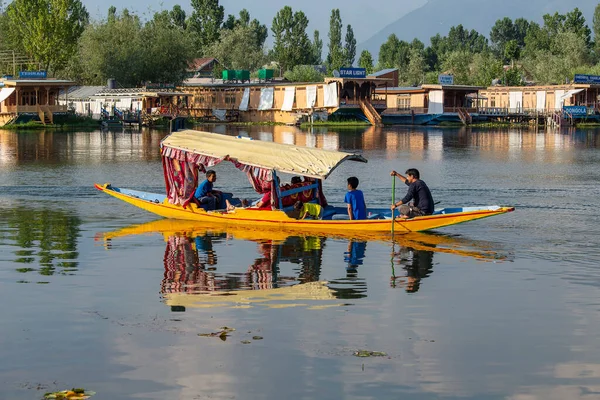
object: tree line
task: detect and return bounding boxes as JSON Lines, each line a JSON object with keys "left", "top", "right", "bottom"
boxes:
{"left": 1, "top": 0, "right": 600, "bottom": 87}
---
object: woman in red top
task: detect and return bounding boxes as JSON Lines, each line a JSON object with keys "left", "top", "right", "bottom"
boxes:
{"left": 254, "top": 190, "right": 272, "bottom": 210}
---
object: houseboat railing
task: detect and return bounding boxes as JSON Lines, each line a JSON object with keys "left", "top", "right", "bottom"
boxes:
{"left": 5, "top": 105, "right": 68, "bottom": 113}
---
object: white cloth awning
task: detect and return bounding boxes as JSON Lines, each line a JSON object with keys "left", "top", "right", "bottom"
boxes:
{"left": 561, "top": 89, "right": 584, "bottom": 100}
{"left": 0, "top": 87, "right": 15, "bottom": 103}
{"left": 258, "top": 87, "right": 274, "bottom": 110}
{"left": 239, "top": 88, "right": 250, "bottom": 111}
{"left": 306, "top": 85, "right": 317, "bottom": 108}
{"left": 281, "top": 87, "right": 295, "bottom": 111}
{"left": 323, "top": 82, "right": 339, "bottom": 107}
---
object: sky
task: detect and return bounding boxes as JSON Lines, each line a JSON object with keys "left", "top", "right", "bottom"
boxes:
{"left": 80, "top": 0, "right": 427, "bottom": 46}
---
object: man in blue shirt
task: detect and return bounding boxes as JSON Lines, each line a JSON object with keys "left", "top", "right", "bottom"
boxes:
{"left": 390, "top": 168, "right": 434, "bottom": 219}
{"left": 194, "top": 170, "right": 221, "bottom": 210}
{"left": 344, "top": 176, "right": 367, "bottom": 220}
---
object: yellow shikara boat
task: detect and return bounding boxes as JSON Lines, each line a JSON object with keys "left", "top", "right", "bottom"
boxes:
{"left": 95, "top": 129, "right": 514, "bottom": 233}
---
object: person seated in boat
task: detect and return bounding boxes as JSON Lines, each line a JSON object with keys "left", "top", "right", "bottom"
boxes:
{"left": 193, "top": 170, "right": 222, "bottom": 210}
{"left": 390, "top": 168, "right": 434, "bottom": 219}
{"left": 299, "top": 177, "right": 316, "bottom": 202}
{"left": 344, "top": 176, "right": 367, "bottom": 220}
{"left": 279, "top": 176, "right": 304, "bottom": 207}
{"left": 225, "top": 198, "right": 250, "bottom": 211}
{"left": 293, "top": 201, "right": 322, "bottom": 220}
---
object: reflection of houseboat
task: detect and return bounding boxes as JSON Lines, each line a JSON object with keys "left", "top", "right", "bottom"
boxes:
{"left": 0, "top": 74, "right": 75, "bottom": 126}
{"left": 180, "top": 73, "right": 395, "bottom": 126}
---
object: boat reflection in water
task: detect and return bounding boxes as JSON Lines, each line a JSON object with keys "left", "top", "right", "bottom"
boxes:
{"left": 99, "top": 219, "right": 507, "bottom": 310}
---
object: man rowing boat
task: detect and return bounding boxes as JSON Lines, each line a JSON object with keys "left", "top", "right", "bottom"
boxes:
{"left": 390, "top": 168, "right": 434, "bottom": 219}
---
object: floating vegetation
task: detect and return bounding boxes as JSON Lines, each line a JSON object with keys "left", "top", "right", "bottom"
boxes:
{"left": 198, "top": 326, "right": 236, "bottom": 340}
{"left": 252, "top": 336, "right": 263, "bottom": 340}
{"left": 43, "top": 388, "right": 95, "bottom": 399}
{"left": 353, "top": 350, "right": 387, "bottom": 357}
{"left": 241, "top": 340, "right": 252, "bottom": 344}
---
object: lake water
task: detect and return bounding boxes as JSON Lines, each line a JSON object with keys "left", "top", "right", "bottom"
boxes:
{"left": 1, "top": 125, "right": 600, "bottom": 399}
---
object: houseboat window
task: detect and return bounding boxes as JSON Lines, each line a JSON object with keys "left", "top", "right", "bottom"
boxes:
{"left": 396, "top": 95, "right": 410, "bottom": 110}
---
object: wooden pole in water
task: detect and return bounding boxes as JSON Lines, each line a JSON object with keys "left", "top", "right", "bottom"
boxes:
{"left": 391, "top": 175, "right": 396, "bottom": 236}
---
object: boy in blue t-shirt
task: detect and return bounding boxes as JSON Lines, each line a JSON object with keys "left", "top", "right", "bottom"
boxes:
{"left": 344, "top": 176, "right": 367, "bottom": 220}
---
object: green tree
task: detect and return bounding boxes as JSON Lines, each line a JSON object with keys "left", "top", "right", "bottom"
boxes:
{"left": 284, "top": 65, "right": 323, "bottom": 82}
{"left": 441, "top": 50, "right": 473, "bottom": 84}
{"left": 73, "top": 8, "right": 195, "bottom": 86}
{"left": 469, "top": 51, "right": 503, "bottom": 86}
{"left": 140, "top": 10, "right": 196, "bottom": 84}
{"left": 504, "top": 40, "right": 520, "bottom": 65}
{"left": 378, "top": 34, "right": 401, "bottom": 69}
{"left": 344, "top": 24, "right": 356, "bottom": 66}
{"left": 170, "top": 5, "right": 187, "bottom": 30}
{"left": 271, "top": 6, "right": 312, "bottom": 72}
{"left": 4, "top": 0, "right": 89, "bottom": 73}
{"left": 405, "top": 47, "right": 425, "bottom": 86}
{"left": 594, "top": 3, "right": 600, "bottom": 56}
{"left": 565, "top": 8, "right": 591, "bottom": 48}
{"left": 222, "top": 9, "right": 267, "bottom": 48}
{"left": 75, "top": 9, "right": 143, "bottom": 85}
{"left": 514, "top": 18, "right": 530, "bottom": 47}
{"left": 206, "top": 24, "right": 265, "bottom": 71}
{"left": 188, "top": 0, "right": 224, "bottom": 50}
{"left": 524, "top": 30, "right": 589, "bottom": 84}
{"left": 490, "top": 17, "right": 515, "bottom": 57}
{"left": 358, "top": 50, "right": 373, "bottom": 74}
{"left": 326, "top": 9, "right": 345, "bottom": 72}
{"left": 312, "top": 30, "right": 323, "bottom": 64}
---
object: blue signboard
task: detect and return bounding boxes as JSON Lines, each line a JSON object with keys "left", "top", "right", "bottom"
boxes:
{"left": 19, "top": 71, "right": 47, "bottom": 79}
{"left": 563, "top": 105, "right": 588, "bottom": 116}
{"left": 339, "top": 68, "right": 366, "bottom": 78}
{"left": 574, "top": 74, "right": 600, "bottom": 84}
{"left": 438, "top": 74, "right": 454, "bottom": 85}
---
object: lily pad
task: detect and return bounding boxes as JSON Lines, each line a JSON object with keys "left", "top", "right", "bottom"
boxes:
{"left": 353, "top": 350, "right": 387, "bottom": 357}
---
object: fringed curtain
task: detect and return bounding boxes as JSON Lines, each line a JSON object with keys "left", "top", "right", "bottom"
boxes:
{"left": 162, "top": 146, "right": 275, "bottom": 207}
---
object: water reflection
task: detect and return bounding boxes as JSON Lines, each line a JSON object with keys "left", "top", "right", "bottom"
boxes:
{"left": 1, "top": 127, "right": 599, "bottom": 170}
{"left": 0, "top": 206, "right": 81, "bottom": 278}
{"left": 99, "top": 220, "right": 505, "bottom": 309}
{"left": 160, "top": 232, "right": 328, "bottom": 298}
{"left": 391, "top": 246, "right": 435, "bottom": 293}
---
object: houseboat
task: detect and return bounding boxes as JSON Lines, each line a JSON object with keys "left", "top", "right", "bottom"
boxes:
{"left": 179, "top": 68, "right": 396, "bottom": 126}
{"left": 60, "top": 84, "right": 192, "bottom": 126}
{"left": 374, "top": 84, "right": 484, "bottom": 125}
{"left": 0, "top": 73, "right": 75, "bottom": 126}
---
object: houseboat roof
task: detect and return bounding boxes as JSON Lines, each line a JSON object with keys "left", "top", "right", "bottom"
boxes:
{"left": 64, "top": 86, "right": 107, "bottom": 100}
{"left": 161, "top": 130, "right": 368, "bottom": 180}
{"left": 325, "top": 77, "right": 395, "bottom": 86}
{"left": 375, "top": 86, "right": 427, "bottom": 93}
{"left": 422, "top": 84, "right": 483, "bottom": 91}
{"left": 483, "top": 83, "right": 600, "bottom": 91}
{"left": 368, "top": 68, "right": 398, "bottom": 77}
{"left": 1, "top": 79, "right": 75, "bottom": 87}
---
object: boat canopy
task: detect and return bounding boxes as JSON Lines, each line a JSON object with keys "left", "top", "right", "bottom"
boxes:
{"left": 161, "top": 129, "right": 367, "bottom": 180}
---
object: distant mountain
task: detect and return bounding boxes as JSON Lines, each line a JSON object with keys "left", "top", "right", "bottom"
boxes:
{"left": 358, "top": 0, "right": 599, "bottom": 60}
